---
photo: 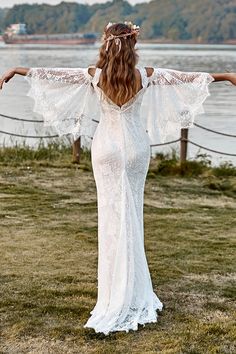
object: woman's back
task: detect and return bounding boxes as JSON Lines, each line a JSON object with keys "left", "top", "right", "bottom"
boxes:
{"left": 88, "top": 66, "right": 154, "bottom": 107}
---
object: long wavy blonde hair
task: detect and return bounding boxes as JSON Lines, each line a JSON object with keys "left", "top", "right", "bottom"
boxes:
{"left": 96, "top": 23, "right": 140, "bottom": 107}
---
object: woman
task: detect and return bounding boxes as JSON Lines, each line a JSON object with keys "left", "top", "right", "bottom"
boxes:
{"left": 0, "top": 22, "right": 235, "bottom": 335}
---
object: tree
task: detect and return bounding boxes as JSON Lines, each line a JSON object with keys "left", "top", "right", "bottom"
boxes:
{"left": 0, "top": 0, "right": 236, "bottom": 43}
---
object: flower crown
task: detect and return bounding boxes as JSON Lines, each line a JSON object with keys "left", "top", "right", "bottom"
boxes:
{"left": 106, "top": 21, "right": 140, "bottom": 31}
{"left": 102, "top": 21, "right": 140, "bottom": 52}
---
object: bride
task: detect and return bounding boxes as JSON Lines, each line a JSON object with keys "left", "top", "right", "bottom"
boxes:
{"left": 0, "top": 21, "right": 236, "bottom": 335}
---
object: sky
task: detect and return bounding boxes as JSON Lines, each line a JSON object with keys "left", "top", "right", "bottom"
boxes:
{"left": 0, "top": 0, "right": 147, "bottom": 7}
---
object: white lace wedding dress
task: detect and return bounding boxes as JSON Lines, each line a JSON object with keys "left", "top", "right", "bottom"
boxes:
{"left": 25, "top": 66, "right": 213, "bottom": 335}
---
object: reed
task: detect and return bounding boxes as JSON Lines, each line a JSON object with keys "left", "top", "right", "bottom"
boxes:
{"left": 0, "top": 144, "right": 235, "bottom": 177}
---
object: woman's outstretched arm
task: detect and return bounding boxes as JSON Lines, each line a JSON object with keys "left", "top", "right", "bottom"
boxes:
{"left": 146, "top": 67, "right": 236, "bottom": 86}
{"left": 0, "top": 66, "right": 90, "bottom": 90}
{"left": 211, "top": 72, "right": 236, "bottom": 84}
{"left": 0, "top": 67, "right": 29, "bottom": 89}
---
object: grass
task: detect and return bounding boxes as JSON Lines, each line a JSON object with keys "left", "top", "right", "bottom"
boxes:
{"left": 0, "top": 144, "right": 235, "bottom": 353}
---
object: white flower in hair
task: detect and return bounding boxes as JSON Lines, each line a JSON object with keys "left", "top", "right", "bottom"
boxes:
{"left": 124, "top": 21, "right": 140, "bottom": 31}
{"left": 106, "top": 22, "right": 113, "bottom": 29}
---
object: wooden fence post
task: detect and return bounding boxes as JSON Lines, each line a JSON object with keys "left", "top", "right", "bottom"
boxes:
{"left": 72, "top": 138, "right": 81, "bottom": 164}
{"left": 180, "top": 128, "right": 189, "bottom": 163}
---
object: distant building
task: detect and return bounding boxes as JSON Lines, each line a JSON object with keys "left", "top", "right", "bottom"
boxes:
{"left": 6, "top": 24, "right": 27, "bottom": 35}
{"left": 3, "top": 23, "right": 97, "bottom": 45}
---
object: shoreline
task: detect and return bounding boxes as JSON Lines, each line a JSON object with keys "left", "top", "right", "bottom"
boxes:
{"left": 138, "top": 38, "right": 236, "bottom": 45}
{"left": 0, "top": 35, "right": 236, "bottom": 47}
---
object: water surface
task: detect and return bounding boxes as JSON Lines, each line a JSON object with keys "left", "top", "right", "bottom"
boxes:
{"left": 0, "top": 42, "right": 235, "bottom": 166}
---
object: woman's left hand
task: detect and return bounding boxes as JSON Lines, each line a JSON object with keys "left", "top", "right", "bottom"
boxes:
{"left": 211, "top": 72, "right": 236, "bottom": 85}
{"left": 228, "top": 73, "right": 236, "bottom": 85}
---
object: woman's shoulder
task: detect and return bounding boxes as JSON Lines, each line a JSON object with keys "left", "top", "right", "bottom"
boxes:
{"left": 144, "top": 67, "right": 155, "bottom": 77}
{"left": 88, "top": 66, "right": 96, "bottom": 78}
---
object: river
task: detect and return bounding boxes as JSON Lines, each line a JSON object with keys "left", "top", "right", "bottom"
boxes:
{"left": 0, "top": 42, "right": 236, "bottom": 166}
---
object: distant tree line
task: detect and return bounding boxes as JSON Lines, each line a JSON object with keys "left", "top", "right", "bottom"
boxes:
{"left": 0, "top": 0, "right": 236, "bottom": 43}
{"left": 0, "top": 8, "right": 8, "bottom": 32}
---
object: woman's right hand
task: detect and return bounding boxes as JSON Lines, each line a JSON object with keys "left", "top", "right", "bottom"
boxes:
{"left": 0, "top": 68, "right": 16, "bottom": 90}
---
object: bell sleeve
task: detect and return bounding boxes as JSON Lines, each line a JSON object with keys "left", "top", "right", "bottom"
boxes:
{"left": 25, "top": 67, "right": 100, "bottom": 149}
{"left": 141, "top": 67, "right": 214, "bottom": 145}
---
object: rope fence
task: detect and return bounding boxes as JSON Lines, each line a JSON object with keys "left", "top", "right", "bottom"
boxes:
{"left": 150, "top": 138, "right": 181, "bottom": 146}
{"left": 193, "top": 122, "right": 236, "bottom": 138}
{"left": 0, "top": 113, "right": 44, "bottom": 123}
{"left": 183, "top": 139, "right": 236, "bottom": 157}
{"left": 0, "top": 112, "right": 236, "bottom": 162}
{"left": 0, "top": 129, "right": 59, "bottom": 139}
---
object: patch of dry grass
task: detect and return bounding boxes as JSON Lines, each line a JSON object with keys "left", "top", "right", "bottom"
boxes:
{"left": 0, "top": 148, "right": 235, "bottom": 353}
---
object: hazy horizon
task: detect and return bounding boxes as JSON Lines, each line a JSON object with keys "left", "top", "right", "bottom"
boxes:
{"left": 0, "top": 0, "right": 148, "bottom": 8}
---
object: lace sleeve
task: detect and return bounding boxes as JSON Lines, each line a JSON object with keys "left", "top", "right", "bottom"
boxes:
{"left": 149, "top": 68, "right": 214, "bottom": 86}
{"left": 27, "top": 67, "right": 90, "bottom": 85}
{"left": 25, "top": 67, "right": 100, "bottom": 149}
{"left": 141, "top": 67, "right": 214, "bottom": 145}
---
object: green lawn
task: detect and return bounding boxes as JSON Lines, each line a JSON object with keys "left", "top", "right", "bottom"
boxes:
{"left": 0, "top": 147, "right": 235, "bottom": 353}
